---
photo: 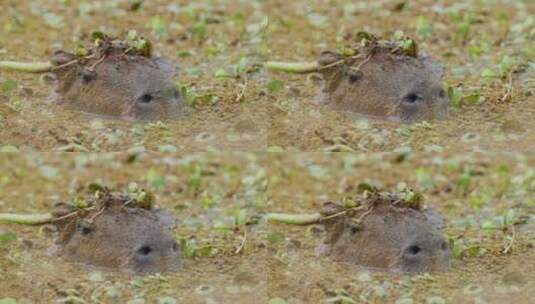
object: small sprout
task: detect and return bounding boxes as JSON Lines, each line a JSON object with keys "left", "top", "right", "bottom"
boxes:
{"left": 356, "top": 182, "right": 377, "bottom": 194}
{"left": 91, "top": 31, "right": 106, "bottom": 42}
{"left": 133, "top": 37, "right": 152, "bottom": 58}
{"left": 127, "top": 30, "right": 139, "bottom": 41}
{"left": 401, "top": 38, "right": 418, "bottom": 57}
{"left": 354, "top": 31, "right": 378, "bottom": 44}
{"left": 0, "top": 231, "right": 17, "bottom": 247}
{"left": 265, "top": 79, "right": 284, "bottom": 93}
{"left": 498, "top": 55, "right": 515, "bottom": 78}
{"left": 340, "top": 46, "right": 357, "bottom": 57}
{"left": 73, "top": 196, "right": 89, "bottom": 209}
{"left": 133, "top": 190, "right": 155, "bottom": 210}
{"left": 402, "top": 189, "right": 424, "bottom": 210}
{"left": 129, "top": 0, "right": 143, "bottom": 11}
{"left": 266, "top": 232, "right": 285, "bottom": 245}
{"left": 87, "top": 183, "right": 105, "bottom": 194}
{"left": 150, "top": 16, "right": 168, "bottom": 37}
{"left": 416, "top": 17, "right": 434, "bottom": 38}
{"left": 342, "top": 196, "right": 360, "bottom": 208}
{"left": 1, "top": 79, "right": 17, "bottom": 95}
{"left": 74, "top": 45, "right": 88, "bottom": 57}
{"left": 393, "top": 30, "right": 405, "bottom": 40}
{"left": 481, "top": 68, "right": 497, "bottom": 83}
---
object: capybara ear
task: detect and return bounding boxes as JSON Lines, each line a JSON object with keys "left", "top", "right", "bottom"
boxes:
{"left": 321, "top": 201, "right": 345, "bottom": 216}
{"left": 318, "top": 51, "right": 345, "bottom": 67}
{"left": 420, "top": 56, "right": 445, "bottom": 79}
{"left": 423, "top": 208, "right": 446, "bottom": 230}
{"left": 153, "top": 57, "right": 180, "bottom": 78}
{"left": 51, "top": 50, "right": 76, "bottom": 66}
{"left": 52, "top": 202, "right": 76, "bottom": 218}
{"left": 153, "top": 208, "right": 179, "bottom": 230}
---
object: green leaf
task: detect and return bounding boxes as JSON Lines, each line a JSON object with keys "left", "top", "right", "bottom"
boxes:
{"left": 481, "top": 68, "right": 497, "bottom": 80}
{"left": 91, "top": 31, "right": 106, "bottom": 41}
{"left": 448, "top": 86, "right": 463, "bottom": 107}
{"left": 499, "top": 55, "right": 515, "bottom": 77}
{"left": 464, "top": 93, "right": 484, "bottom": 105}
{"left": 146, "top": 167, "right": 165, "bottom": 190}
{"left": 1, "top": 79, "right": 17, "bottom": 94}
{"left": 416, "top": 16, "right": 434, "bottom": 38}
{"left": 194, "top": 245, "right": 217, "bottom": 257}
{"left": 88, "top": 182, "right": 105, "bottom": 194}
{"left": 150, "top": 17, "right": 168, "bottom": 37}
{"left": 0, "top": 232, "right": 17, "bottom": 247}
{"left": 266, "top": 232, "right": 285, "bottom": 245}
{"left": 265, "top": 80, "right": 284, "bottom": 93}
{"left": 214, "top": 69, "right": 232, "bottom": 79}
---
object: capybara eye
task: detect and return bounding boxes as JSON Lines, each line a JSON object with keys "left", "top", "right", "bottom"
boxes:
{"left": 407, "top": 245, "right": 421, "bottom": 255}
{"left": 140, "top": 93, "right": 154, "bottom": 103}
{"left": 137, "top": 245, "right": 153, "bottom": 256}
{"left": 403, "top": 93, "right": 422, "bottom": 104}
{"left": 350, "top": 226, "right": 360, "bottom": 234}
{"left": 77, "top": 221, "right": 93, "bottom": 236}
{"left": 347, "top": 69, "right": 363, "bottom": 84}
{"left": 441, "top": 241, "right": 449, "bottom": 251}
{"left": 81, "top": 70, "right": 95, "bottom": 84}
{"left": 438, "top": 88, "right": 446, "bottom": 98}
{"left": 173, "top": 89, "right": 181, "bottom": 99}
{"left": 172, "top": 241, "right": 179, "bottom": 252}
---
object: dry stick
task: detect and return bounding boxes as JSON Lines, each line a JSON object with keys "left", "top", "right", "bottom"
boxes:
{"left": 235, "top": 75, "right": 248, "bottom": 103}
{"left": 87, "top": 207, "right": 106, "bottom": 223}
{"left": 266, "top": 212, "right": 323, "bottom": 225}
{"left": 264, "top": 61, "right": 319, "bottom": 74}
{"left": 503, "top": 224, "right": 516, "bottom": 254}
{"left": 0, "top": 61, "right": 53, "bottom": 73}
{"left": 264, "top": 54, "right": 366, "bottom": 74}
{"left": 52, "top": 59, "right": 79, "bottom": 71}
{"left": 0, "top": 213, "right": 54, "bottom": 225}
{"left": 235, "top": 227, "right": 247, "bottom": 254}
{"left": 266, "top": 206, "right": 368, "bottom": 225}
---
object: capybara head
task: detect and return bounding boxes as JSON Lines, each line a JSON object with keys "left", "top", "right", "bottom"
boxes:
{"left": 317, "top": 192, "right": 451, "bottom": 273}
{"left": 53, "top": 192, "right": 181, "bottom": 274}
{"left": 315, "top": 41, "right": 449, "bottom": 123}
{"left": 51, "top": 37, "right": 183, "bottom": 121}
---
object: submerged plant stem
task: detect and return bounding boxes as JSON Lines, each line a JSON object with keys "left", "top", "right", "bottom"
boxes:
{"left": 266, "top": 212, "right": 323, "bottom": 225}
{"left": 0, "top": 61, "right": 53, "bottom": 73}
{"left": 0, "top": 213, "right": 53, "bottom": 225}
{"left": 264, "top": 61, "right": 319, "bottom": 73}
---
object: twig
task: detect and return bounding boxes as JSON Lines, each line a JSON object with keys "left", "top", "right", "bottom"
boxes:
{"left": 87, "top": 207, "right": 107, "bottom": 223}
{"left": 88, "top": 55, "right": 107, "bottom": 71}
{"left": 51, "top": 59, "right": 80, "bottom": 71}
{"left": 235, "top": 75, "right": 248, "bottom": 102}
{"left": 235, "top": 227, "right": 247, "bottom": 254}
{"left": 0, "top": 213, "right": 53, "bottom": 225}
{"left": 266, "top": 212, "right": 323, "bottom": 225}
{"left": 266, "top": 205, "right": 368, "bottom": 225}
{"left": 0, "top": 61, "right": 53, "bottom": 73}
{"left": 503, "top": 224, "right": 516, "bottom": 254}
